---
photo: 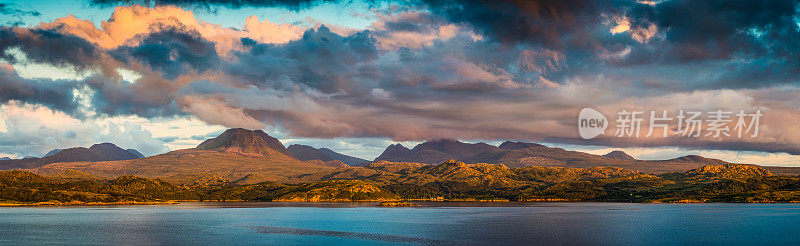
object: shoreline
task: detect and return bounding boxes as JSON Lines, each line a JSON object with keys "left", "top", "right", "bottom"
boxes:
{"left": 3, "top": 199, "right": 800, "bottom": 207}
{"left": 0, "top": 201, "right": 180, "bottom": 207}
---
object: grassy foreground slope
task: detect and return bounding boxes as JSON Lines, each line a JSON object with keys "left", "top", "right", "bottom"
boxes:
{"left": 0, "top": 171, "right": 397, "bottom": 205}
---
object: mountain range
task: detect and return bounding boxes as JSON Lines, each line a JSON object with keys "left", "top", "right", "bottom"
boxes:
{"left": 1, "top": 128, "right": 797, "bottom": 186}
{"left": 370, "top": 139, "right": 800, "bottom": 175}
{"left": 374, "top": 139, "right": 498, "bottom": 164}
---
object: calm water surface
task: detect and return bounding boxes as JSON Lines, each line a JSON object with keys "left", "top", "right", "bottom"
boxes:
{"left": 1, "top": 202, "right": 799, "bottom": 245}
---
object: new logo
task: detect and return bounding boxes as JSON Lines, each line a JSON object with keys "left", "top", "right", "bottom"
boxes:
{"left": 578, "top": 108, "right": 607, "bottom": 139}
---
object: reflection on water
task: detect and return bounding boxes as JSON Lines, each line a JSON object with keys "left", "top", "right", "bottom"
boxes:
{"left": 1, "top": 202, "right": 800, "bottom": 245}
{"left": 253, "top": 226, "right": 454, "bottom": 245}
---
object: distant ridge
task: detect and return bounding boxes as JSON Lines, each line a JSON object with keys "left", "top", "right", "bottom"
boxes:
{"left": 318, "top": 148, "right": 369, "bottom": 166}
{"left": 288, "top": 144, "right": 332, "bottom": 162}
{"left": 0, "top": 143, "right": 143, "bottom": 170}
{"left": 375, "top": 139, "right": 498, "bottom": 164}
{"left": 499, "top": 141, "right": 546, "bottom": 149}
{"left": 288, "top": 144, "right": 369, "bottom": 166}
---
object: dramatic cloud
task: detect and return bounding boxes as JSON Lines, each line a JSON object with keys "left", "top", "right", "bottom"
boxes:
{"left": 1, "top": 2, "right": 799, "bottom": 159}
{"left": 0, "top": 64, "right": 81, "bottom": 114}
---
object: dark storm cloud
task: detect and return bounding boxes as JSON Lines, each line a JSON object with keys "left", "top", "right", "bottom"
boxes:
{"left": 418, "top": 0, "right": 612, "bottom": 49}
{"left": 634, "top": 0, "right": 798, "bottom": 61}
{"left": 86, "top": 75, "right": 188, "bottom": 118}
{"left": 229, "top": 25, "right": 378, "bottom": 93}
{"left": 0, "top": 68, "right": 81, "bottom": 114}
{"left": 0, "top": 27, "right": 100, "bottom": 71}
{"left": 111, "top": 28, "right": 220, "bottom": 80}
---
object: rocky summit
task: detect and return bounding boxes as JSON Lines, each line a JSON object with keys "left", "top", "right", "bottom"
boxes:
{"left": 196, "top": 128, "right": 292, "bottom": 157}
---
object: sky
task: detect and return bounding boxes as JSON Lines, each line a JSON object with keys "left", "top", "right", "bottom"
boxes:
{"left": 0, "top": 0, "right": 799, "bottom": 166}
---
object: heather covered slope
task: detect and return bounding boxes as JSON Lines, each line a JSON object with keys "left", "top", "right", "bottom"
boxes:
{"left": 6, "top": 161, "right": 800, "bottom": 204}
{"left": 0, "top": 171, "right": 398, "bottom": 204}
{"left": 0, "top": 143, "right": 142, "bottom": 170}
{"left": 298, "top": 160, "right": 800, "bottom": 203}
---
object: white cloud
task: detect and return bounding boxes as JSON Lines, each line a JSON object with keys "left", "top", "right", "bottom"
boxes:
{"left": 0, "top": 101, "right": 167, "bottom": 157}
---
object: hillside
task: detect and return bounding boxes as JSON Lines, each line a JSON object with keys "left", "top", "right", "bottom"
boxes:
{"left": 297, "top": 160, "right": 800, "bottom": 203}
{"left": 5, "top": 160, "right": 800, "bottom": 204}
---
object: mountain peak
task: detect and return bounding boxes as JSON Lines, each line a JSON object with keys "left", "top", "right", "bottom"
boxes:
{"left": 196, "top": 128, "right": 292, "bottom": 157}
{"left": 87, "top": 143, "right": 141, "bottom": 160}
{"left": 374, "top": 143, "right": 412, "bottom": 162}
{"left": 43, "top": 149, "right": 64, "bottom": 158}
{"left": 603, "top": 150, "right": 635, "bottom": 160}
{"left": 499, "top": 141, "right": 546, "bottom": 149}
